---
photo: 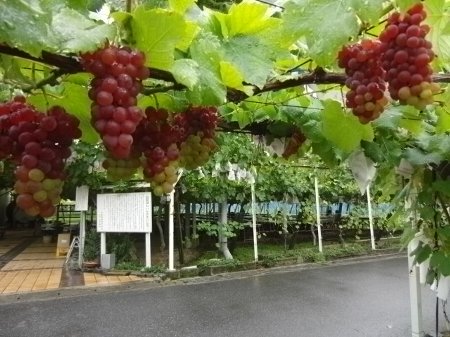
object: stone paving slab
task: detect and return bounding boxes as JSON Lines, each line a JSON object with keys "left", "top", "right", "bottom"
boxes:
{"left": 1, "top": 259, "right": 65, "bottom": 271}
{"left": 0, "top": 230, "right": 145, "bottom": 295}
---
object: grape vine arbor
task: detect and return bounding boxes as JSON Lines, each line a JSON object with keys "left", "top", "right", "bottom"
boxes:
{"left": 1, "top": 1, "right": 450, "bottom": 336}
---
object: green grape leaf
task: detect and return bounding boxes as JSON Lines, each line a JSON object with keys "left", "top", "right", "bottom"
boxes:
{"left": 436, "top": 106, "right": 450, "bottom": 133}
{"left": 187, "top": 33, "right": 227, "bottom": 105}
{"left": 230, "top": 106, "right": 252, "bottom": 129}
{"left": 415, "top": 244, "right": 432, "bottom": 264}
{"left": 131, "top": 7, "right": 185, "bottom": 70}
{"left": 176, "top": 20, "right": 199, "bottom": 52}
{"left": 52, "top": 8, "right": 116, "bottom": 53}
{"left": 27, "top": 82, "right": 98, "bottom": 144}
{"left": 0, "top": 0, "right": 58, "bottom": 57}
{"left": 169, "top": 0, "right": 195, "bottom": 13}
{"left": 186, "top": 66, "right": 227, "bottom": 105}
{"left": 215, "top": 1, "right": 279, "bottom": 38}
{"left": 373, "top": 106, "right": 403, "bottom": 129}
{"left": 404, "top": 147, "right": 442, "bottom": 165}
{"left": 222, "top": 35, "right": 276, "bottom": 88}
{"left": 0, "top": 56, "right": 33, "bottom": 85}
{"left": 321, "top": 100, "right": 374, "bottom": 153}
{"left": 171, "top": 59, "right": 200, "bottom": 90}
{"left": 0, "top": 1, "right": 115, "bottom": 57}
{"left": 430, "top": 251, "right": 450, "bottom": 276}
{"left": 219, "top": 61, "right": 254, "bottom": 96}
{"left": 283, "top": 0, "right": 360, "bottom": 66}
{"left": 432, "top": 179, "right": 450, "bottom": 196}
{"left": 349, "top": 0, "right": 386, "bottom": 24}
{"left": 425, "top": 0, "right": 450, "bottom": 67}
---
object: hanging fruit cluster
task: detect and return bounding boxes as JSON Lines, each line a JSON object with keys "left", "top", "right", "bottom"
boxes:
{"left": 133, "top": 105, "right": 219, "bottom": 196}
{"left": 0, "top": 97, "right": 81, "bottom": 217}
{"left": 338, "top": 3, "right": 439, "bottom": 123}
{"left": 338, "top": 40, "right": 388, "bottom": 124}
{"left": 81, "top": 45, "right": 149, "bottom": 159}
{"left": 81, "top": 44, "right": 220, "bottom": 196}
{"left": 282, "top": 130, "right": 306, "bottom": 159}
{"left": 379, "top": 3, "right": 439, "bottom": 109}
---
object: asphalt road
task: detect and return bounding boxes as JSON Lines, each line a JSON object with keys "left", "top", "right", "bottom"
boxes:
{"left": 0, "top": 256, "right": 445, "bottom": 337}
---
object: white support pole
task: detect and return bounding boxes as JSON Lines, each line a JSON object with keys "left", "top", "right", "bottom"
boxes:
{"left": 408, "top": 242, "right": 423, "bottom": 337}
{"left": 251, "top": 181, "right": 258, "bottom": 262}
{"left": 314, "top": 176, "right": 323, "bottom": 253}
{"left": 145, "top": 232, "right": 151, "bottom": 267}
{"left": 168, "top": 190, "right": 175, "bottom": 271}
{"left": 100, "top": 232, "right": 106, "bottom": 255}
{"left": 407, "top": 190, "right": 423, "bottom": 337}
{"left": 78, "top": 211, "right": 86, "bottom": 267}
{"left": 366, "top": 185, "right": 376, "bottom": 250}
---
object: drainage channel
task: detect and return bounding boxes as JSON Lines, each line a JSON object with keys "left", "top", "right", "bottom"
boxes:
{"left": 59, "top": 266, "right": 85, "bottom": 288}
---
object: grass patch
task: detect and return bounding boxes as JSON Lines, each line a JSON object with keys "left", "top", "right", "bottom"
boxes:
{"left": 114, "top": 261, "right": 144, "bottom": 271}
{"left": 187, "top": 240, "right": 402, "bottom": 270}
{"left": 141, "top": 264, "right": 167, "bottom": 274}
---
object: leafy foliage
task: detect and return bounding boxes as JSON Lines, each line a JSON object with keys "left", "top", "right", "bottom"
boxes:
{"left": 1, "top": 0, "right": 450, "bottom": 280}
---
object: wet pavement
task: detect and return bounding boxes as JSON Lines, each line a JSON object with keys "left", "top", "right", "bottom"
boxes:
{"left": 0, "top": 256, "right": 444, "bottom": 337}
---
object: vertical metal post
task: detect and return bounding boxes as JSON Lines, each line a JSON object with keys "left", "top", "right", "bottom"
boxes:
{"left": 168, "top": 190, "right": 175, "bottom": 271}
{"left": 314, "top": 176, "right": 323, "bottom": 253}
{"left": 100, "top": 232, "right": 106, "bottom": 255}
{"left": 251, "top": 181, "right": 258, "bottom": 262}
{"left": 145, "top": 232, "right": 151, "bottom": 267}
{"left": 407, "top": 190, "right": 423, "bottom": 337}
{"left": 408, "top": 241, "right": 423, "bottom": 337}
{"left": 366, "top": 185, "right": 376, "bottom": 250}
{"left": 78, "top": 210, "right": 86, "bottom": 267}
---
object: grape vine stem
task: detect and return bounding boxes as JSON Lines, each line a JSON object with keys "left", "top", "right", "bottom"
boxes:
{"left": 1, "top": 43, "right": 450, "bottom": 103}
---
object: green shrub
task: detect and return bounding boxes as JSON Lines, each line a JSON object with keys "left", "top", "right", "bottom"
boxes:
{"left": 107, "top": 233, "right": 138, "bottom": 264}
{"left": 323, "top": 244, "right": 368, "bottom": 260}
{"left": 299, "top": 248, "right": 325, "bottom": 263}
{"left": 197, "top": 258, "right": 242, "bottom": 268}
{"left": 83, "top": 227, "right": 100, "bottom": 261}
{"left": 259, "top": 255, "right": 277, "bottom": 267}
{"left": 114, "top": 262, "right": 144, "bottom": 271}
{"left": 141, "top": 264, "right": 167, "bottom": 274}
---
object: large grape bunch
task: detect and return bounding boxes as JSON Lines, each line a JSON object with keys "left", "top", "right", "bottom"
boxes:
{"left": 379, "top": 3, "right": 439, "bottom": 109}
{"left": 174, "top": 106, "right": 219, "bottom": 169}
{"left": 81, "top": 45, "right": 149, "bottom": 159}
{"left": 0, "top": 98, "right": 81, "bottom": 217}
{"left": 134, "top": 107, "right": 182, "bottom": 196}
{"left": 338, "top": 40, "right": 388, "bottom": 124}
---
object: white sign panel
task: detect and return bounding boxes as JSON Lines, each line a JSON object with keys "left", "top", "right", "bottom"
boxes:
{"left": 75, "top": 185, "right": 89, "bottom": 211}
{"left": 97, "top": 192, "right": 152, "bottom": 233}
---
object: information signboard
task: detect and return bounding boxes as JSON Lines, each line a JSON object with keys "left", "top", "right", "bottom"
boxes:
{"left": 97, "top": 192, "right": 152, "bottom": 233}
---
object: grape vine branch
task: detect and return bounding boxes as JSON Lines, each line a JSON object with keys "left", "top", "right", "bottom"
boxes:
{"left": 2, "top": 43, "right": 450, "bottom": 103}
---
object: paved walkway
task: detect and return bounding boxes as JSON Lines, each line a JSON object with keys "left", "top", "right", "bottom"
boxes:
{"left": 0, "top": 230, "right": 144, "bottom": 294}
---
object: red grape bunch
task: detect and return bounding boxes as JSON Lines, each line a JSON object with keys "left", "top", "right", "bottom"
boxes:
{"left": 81, "top": 45, "right": 149, "bottom": 159}
{"left": 174, "top": 106, "right": 219, "bottom": 169}
{"left": 0, "top": 98, "right": 81, "bottom": 217}
{"left": 134, "top": 107, "right": 182, "bottom": 196}
{"left": 282, "top": 130, "right": 306, "bottom": 159}
{"left": 379, "top": 3, "right": 440, "bottom": 109}
{"left": 338, "top": 39, "right": 388, "bottom": 124}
